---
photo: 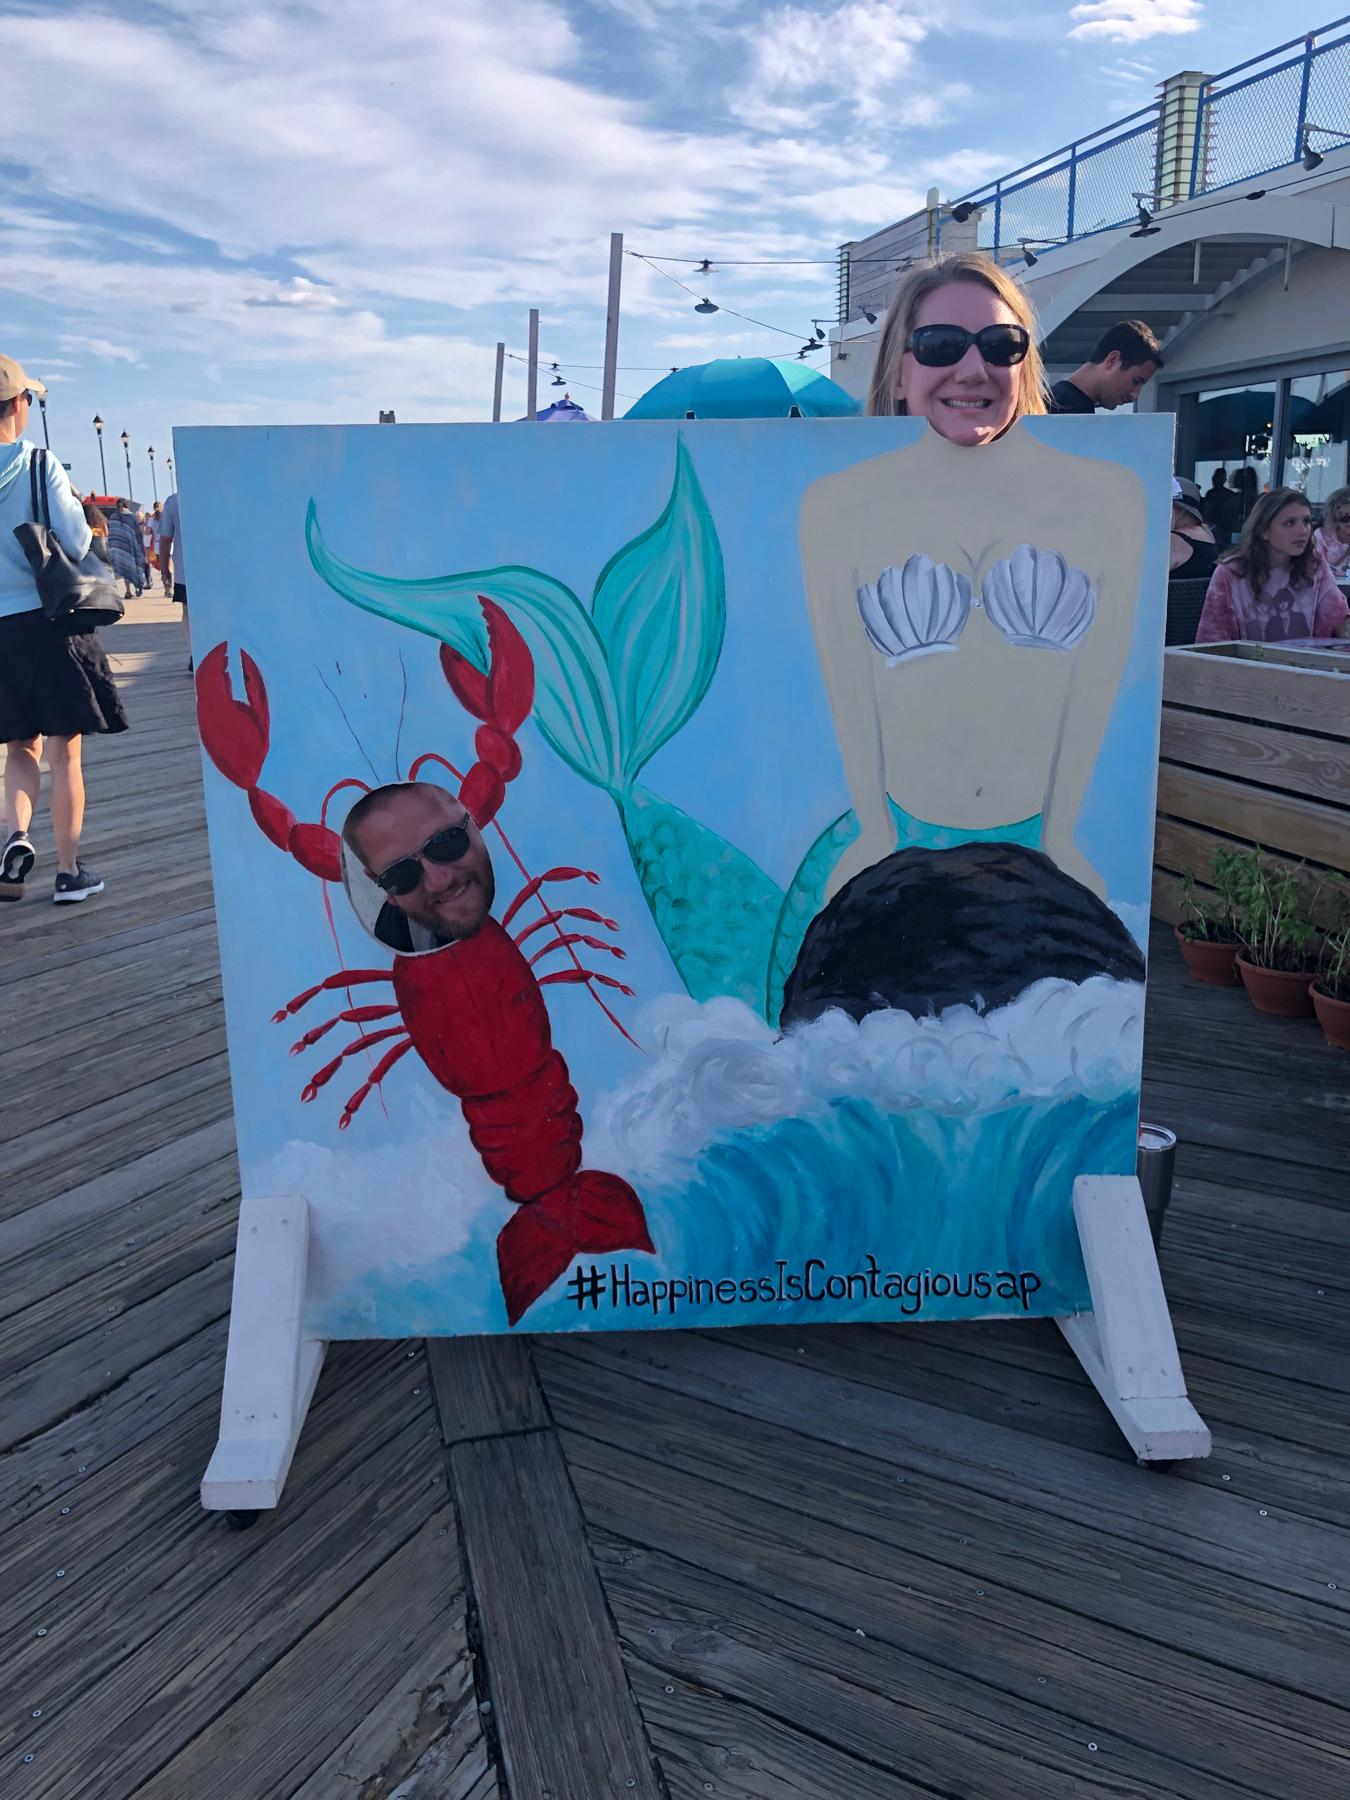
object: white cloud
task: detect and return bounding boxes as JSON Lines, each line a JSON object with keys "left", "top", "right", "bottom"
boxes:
{"left": 57, "top": 334, "right": 142, "bottom": 364}
{"left": 730, "top": 2, "right": 961, "bottom": 132}
{"left": 1068, "top": 0, "right": 1202, "bottom": 43}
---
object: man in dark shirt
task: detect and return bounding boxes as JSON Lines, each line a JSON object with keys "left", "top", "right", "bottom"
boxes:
{"left": 1048, "top": 319, "right": 1163, "bottom": 415}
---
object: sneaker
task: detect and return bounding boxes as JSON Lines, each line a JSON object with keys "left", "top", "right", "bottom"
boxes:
{"left": 53, "top": 864, "right": 105, "bottom": 904}
{"left": 0, "top": 830, "right": 35, "bottom": 901}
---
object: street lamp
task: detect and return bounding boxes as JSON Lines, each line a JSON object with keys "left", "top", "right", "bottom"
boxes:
{"left": 147, "top": 444, "right": 158, "bottom": 503}
{"left": 37, "top": 394, "right": 50, "bottom": 449}
{"left": 121, "top": 430, "right": 134, "bottom": 503}
{"left": 166, "top": 453, "right": 175, "bottom": 492}
{"left": 93, "top": 415, "right": 107, "bottom": 493}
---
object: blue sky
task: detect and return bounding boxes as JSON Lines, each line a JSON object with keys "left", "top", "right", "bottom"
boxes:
{"left": 1, "top": 0, "right": 1304, "bottom": 494}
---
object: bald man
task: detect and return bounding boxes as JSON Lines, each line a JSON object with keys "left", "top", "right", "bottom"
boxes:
{"left": 343, "top": 781, "right": 495, "bottom": 952}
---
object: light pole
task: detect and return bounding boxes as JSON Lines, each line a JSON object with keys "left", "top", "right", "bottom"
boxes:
{"left": 121, "top": 430, "right": 133, "bottom": 503}
{"left": 148, "top": 444, "right": 158, "bottom": 502}
{"left": 93, "top": 415, "right": 107, "bottom": 493}
{"left": 166, "top": 453, "right": 175, "bottom": 493}
{"left": 37, "top": 394, "right": 50, "bottom": 449}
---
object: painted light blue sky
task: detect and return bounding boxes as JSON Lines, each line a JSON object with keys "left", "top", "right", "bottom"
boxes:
{"left": 179, "top": 411, "right": 1172, "bottom": 1180}
{"left": 2, "top": 0, "right": 1297, "bottom": 492}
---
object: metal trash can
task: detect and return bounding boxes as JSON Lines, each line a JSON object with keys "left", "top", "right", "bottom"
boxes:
{"left": 1137, "top": 1123, "right": 1177, "bottom": 1249}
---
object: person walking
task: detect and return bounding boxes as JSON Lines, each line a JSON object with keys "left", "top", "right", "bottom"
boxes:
{"left": 0, "top": 354, "right": 127, "bottom": 904}
{"left": 106, "top": 498, "right": 147, "bottom": 599}
{"left": 159, "top": 487, "right": 191, "bottom": 670}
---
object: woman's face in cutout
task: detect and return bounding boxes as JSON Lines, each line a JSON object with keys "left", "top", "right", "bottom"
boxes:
{"left": 896, "top": 281, "right": 1023, "bottom": 448}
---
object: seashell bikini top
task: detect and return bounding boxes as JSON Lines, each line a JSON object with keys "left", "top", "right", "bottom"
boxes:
{"left": 857, "top": 543, "right": 1097, "bottom": 664}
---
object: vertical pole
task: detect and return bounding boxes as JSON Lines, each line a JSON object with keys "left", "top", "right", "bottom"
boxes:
{"left": 1295, "top": 34, "right": 1316, "bottom": 164}
{"left": 1188, "top": 82, "right": 1207, "bottom": 198}
{"left": 1066, "top": 147, "right": 1078, "bottom": 243}
{"left": 526, "top": 310, "right": 539, "bottom": 421}
{"left": 38, "top": 395, "right": 50, "bottom": 448}
{"left": 601, "top": 232, "right": 623, "bottom": 421}
{"left": 492, "top": 342, "right": 505, "bottom": 422}
{"left": 992, "top": 182, "right": 1002, "bottom": 258}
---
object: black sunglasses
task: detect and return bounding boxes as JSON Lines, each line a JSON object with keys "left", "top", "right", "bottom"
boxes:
{"left": 373, "top": 823, "right": 471, "bottom": 896}
{"left": 904, "top": 323, "right": 1030, "bottom": 368}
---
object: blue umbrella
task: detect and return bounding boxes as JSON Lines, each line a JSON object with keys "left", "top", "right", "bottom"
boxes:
{"left": 625, "top": 357, "right": 860, "bottom": 420}
{"left": 517, "top": 394, "right": 595, "bottom": 422}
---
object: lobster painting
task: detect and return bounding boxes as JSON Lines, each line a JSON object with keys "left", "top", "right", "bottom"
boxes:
{"left": 195, "top": 597, "right": 653, "bottom": 1326}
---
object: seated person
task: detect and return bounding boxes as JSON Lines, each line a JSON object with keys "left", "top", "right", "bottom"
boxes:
{"left": 1313, "top": 485, "right": 1350, "bottom": 579}
{"left": 1197, "top": 487, "right": 1350, "bottom": 643}
{"left": 1169, "top": 478, "right": 1219, "bottom": 580}
{"left": 1201, "top": 469, "right": 1242, "bottom": 548}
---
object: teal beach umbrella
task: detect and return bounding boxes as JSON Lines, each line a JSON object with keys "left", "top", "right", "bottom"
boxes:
{"left": 625, "top": 357, "right": 860, "bottom": 420}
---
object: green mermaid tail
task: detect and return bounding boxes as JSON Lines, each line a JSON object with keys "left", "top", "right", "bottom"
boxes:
{"left": 307, "top": 438, "right": 783, "bottom": 1009}
{"left": 620, "top": 786, "right": 783, "bottom": 1007}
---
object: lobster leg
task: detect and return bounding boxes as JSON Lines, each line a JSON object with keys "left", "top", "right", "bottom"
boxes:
{"left": 501, "top": 867, "right": 601, "bottom": 931}
{"left": 538, "top": 968, "right": 635, "bottom": 996}
{"left": 288, "top": 1004, "right": 400, "bottom": 1054}
{"left": 272, "top": 968, "right": 394, "bottom": 1022}
{"left": 528, "top": 933, "right": 626, "bottom": 968}
{"left": 339, "top": 1039, "right": 415, "bottom": 1130}
{"left": 300, "top": 1027, "right": 410, "bottom": 1103}
{"left": 513, "top": 906, "right": 618, "bottom": 948}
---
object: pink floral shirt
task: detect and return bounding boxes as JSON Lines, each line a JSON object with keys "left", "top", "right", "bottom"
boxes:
{"left": 1314, "top": 525, "right": 1350, "bottom": 578}
{"left": 1196, "top": 559, "right": 1349, "bottom": 643}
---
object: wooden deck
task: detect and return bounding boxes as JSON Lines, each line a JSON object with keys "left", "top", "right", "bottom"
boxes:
{"left": 2, "top": 597, "right": 1347, "bottom": 1799}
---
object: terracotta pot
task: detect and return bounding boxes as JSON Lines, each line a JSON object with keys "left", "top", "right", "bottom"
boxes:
{"left": 1236, "top": 956, "right": 1316, "bottom": 1018}
{"left": 1311, "top": 982, "right": 1350, "bottom": 1050}
{"left": 1174, "top": 928, "right": 1240, "bottom": 987}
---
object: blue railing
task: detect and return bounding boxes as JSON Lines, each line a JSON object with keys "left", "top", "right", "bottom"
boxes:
{"left": 935, "top": 14, "right": 1350, "bottom": 262}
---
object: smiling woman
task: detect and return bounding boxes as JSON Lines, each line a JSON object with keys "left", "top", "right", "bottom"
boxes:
{"left": 865, "top": 250, "right": 1049, "bottom": 434}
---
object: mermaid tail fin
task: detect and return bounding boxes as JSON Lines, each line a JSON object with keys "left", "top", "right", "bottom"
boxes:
{"left": 497, "top": 1172, "right": 653, "bottom": 1326}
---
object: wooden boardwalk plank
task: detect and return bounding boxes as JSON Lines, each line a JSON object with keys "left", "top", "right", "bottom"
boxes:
{"left": 452, "top": 1431, "right": 664, "bottom": 1800}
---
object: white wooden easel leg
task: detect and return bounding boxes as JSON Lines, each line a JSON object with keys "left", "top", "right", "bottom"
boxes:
{"left": 1056, "top": 1174, "right": 1210, "bottom": 1464}
{"left": 201, "top": 1195, "right": 327, "bottom": 1512}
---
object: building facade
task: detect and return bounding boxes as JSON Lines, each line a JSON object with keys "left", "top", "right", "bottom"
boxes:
{"left": 832, "top": 17, "right": 1350, "bottom": 505}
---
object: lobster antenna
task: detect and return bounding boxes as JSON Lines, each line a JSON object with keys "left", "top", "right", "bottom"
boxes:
{"left": 393, "top": 649, "right": 409, "bottom": 782}
{"left": 315, "top": 665, "right": 382, "bottom": 784}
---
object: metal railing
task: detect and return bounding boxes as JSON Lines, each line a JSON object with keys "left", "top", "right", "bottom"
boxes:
{"left": 899, "top": 15, "right": 1350, "bottom": 270}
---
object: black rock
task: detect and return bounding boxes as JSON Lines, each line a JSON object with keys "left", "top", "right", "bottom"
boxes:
{"left": 781, "top": 841, "right": 1144, "bottom": 1028}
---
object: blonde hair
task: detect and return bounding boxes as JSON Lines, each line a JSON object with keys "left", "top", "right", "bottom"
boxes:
{"left": 1321, "top": 484, "right": 1350, "bottom": 525}
{"left": 866, "top": 251, "right": 1048, "bottom": 421}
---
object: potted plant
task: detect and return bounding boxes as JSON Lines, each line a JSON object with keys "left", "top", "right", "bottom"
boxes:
{"left": 1174, "top": 851, "right": 1243, "bottom": 986}
{"left": 1232, "top": 852, "right": 1320, "bottom": 1017}
{"left": 1311, "top": 925, "right": 1350, "bottom": 1050}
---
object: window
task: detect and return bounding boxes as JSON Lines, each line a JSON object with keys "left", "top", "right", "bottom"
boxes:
{"left": 1286, "top": 372, "right": 1350, "bottom": 507}
{"left": 1187, "top": 382, "right": 1276, "bottom": 523}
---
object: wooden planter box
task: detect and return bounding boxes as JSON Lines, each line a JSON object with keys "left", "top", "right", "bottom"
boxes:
{"left": 1152, "top": 641, "right": 1350, "bottom": 928}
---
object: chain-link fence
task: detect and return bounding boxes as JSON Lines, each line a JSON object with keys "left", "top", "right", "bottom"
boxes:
{"left": 947, "top": 16, "right": 1348, "bottom": 261}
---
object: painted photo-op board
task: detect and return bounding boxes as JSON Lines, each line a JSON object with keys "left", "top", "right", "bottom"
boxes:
{"left": 179, "top": 415, "right": 1173, "bottom": 1341}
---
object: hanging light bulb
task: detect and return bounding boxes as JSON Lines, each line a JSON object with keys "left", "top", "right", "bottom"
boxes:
{"left": 1022, "top": 242, "right": 1039, "bottom": 267}
{"left": 862, "top": 309, "right": 878, "bottom": 324}
{"left": 1136, "top": 200, "right": 1153, "bottom": 229}
{"left": 552, "top": 373, "right": 565, "bottom": 386}
{"left": 1303, "top": 138, "right": 1324, "bottom": 171}
{"left": 694, "top": 297, "right": 718, "bottom": 314}
{"left": 696, "top": 258, "right": 713, "bottom": 274}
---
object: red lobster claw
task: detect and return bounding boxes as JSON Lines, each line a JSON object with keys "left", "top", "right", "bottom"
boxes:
{"left": 196, "top": 642, "right": 270, "bottom": 792}
{"left": 439, "top": 598, "right": 536, "bottom": 828}
{"left": 194, "top": 641, "right": 342, "bottom": 882}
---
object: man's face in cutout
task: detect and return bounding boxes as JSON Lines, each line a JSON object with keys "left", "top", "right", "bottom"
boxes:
{"left": 347, "top": 783, "right": 495, "bottom": 942}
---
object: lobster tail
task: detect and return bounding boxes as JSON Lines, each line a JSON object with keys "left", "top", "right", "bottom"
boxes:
{"left": 497, "top": 1172, "right": 653, "bottom": 1327}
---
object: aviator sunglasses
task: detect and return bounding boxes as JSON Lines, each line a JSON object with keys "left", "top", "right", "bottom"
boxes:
{"left": 904, "top": 323, "right": 1030, "bottom": 368}
{"left": 373, "top": 823, "right": 471, "bottom": 896}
